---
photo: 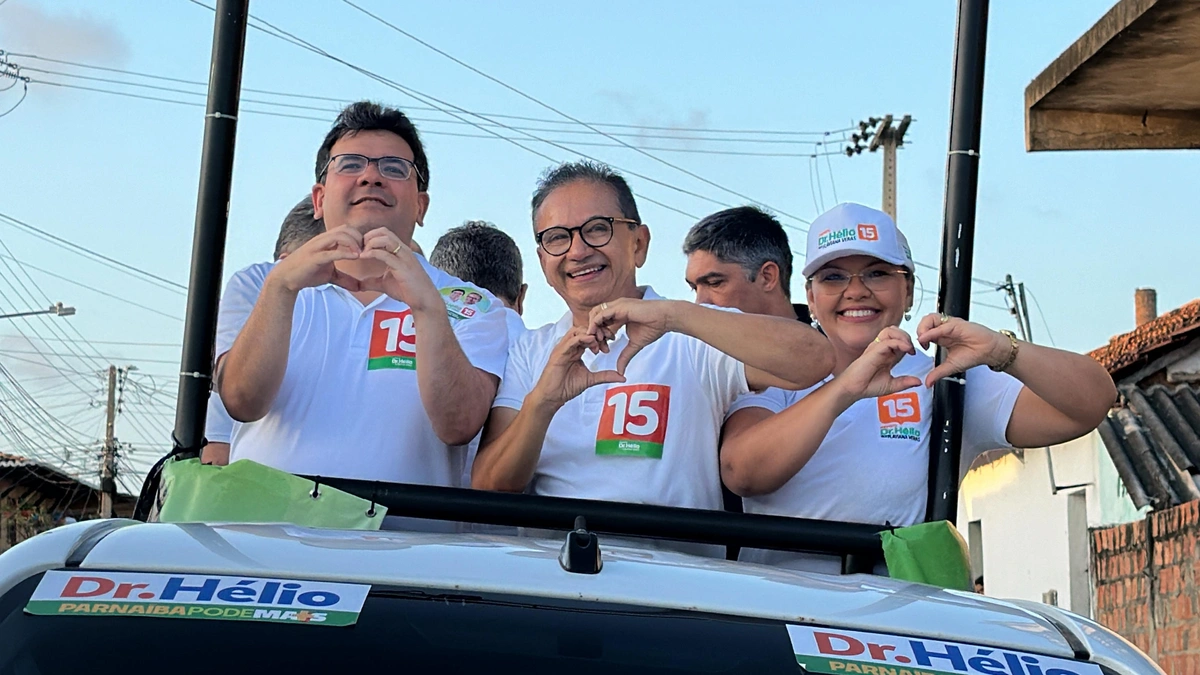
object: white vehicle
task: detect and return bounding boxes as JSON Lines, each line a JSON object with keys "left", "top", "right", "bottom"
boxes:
{"left": 0, "top": 518, "right": 1163, "bottom": 674}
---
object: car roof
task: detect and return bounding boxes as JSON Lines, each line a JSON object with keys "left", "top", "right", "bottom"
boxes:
{"left": 2, "top": 519, "right": 1080, "bottom": 659}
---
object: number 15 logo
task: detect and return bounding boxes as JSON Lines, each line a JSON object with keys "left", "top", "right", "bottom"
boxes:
{"left": 596, "top": 384, "right": 670, "bottom": 458}
{"left": 877, "top": 391, "right": 920, "bottom": 425}
{"left": 368, "top": 309, "right": 417, "bottom": 370}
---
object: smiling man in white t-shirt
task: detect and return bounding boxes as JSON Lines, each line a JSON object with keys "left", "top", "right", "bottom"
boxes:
{"left": 470, "top": 161, "right": 833, "bottom": 553}
{"left": 214, "top": 102, "right": 507, "bottom": 489}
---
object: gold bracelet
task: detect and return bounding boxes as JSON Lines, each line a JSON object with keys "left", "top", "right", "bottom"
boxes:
{"left": 990, "top": 329, "right": 1020, "bottom": 373}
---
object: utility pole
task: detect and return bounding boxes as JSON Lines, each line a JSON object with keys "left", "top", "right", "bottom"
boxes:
{"left": 100, "top": 366, "right": 117, "bottom": 518}
{"left": 846, "top": 115, "right": 913, "bottom": 221}
{"left": 1000, "top": 274, "right": 1034, "bottom": 341}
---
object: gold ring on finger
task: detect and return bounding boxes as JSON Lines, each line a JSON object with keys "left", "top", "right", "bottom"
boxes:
{"left": 939, "top": 313, "right": 949, "bottom": 324}
{"left": 392, "top": 243, "right": 403, "bottom": 255}
{"left": 601, "top": 302, "right": 608, "bottom": 311}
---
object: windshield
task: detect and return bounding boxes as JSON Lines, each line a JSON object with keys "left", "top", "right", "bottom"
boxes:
{"left": 0, "top": 572, "right": 799, "bottom": 675}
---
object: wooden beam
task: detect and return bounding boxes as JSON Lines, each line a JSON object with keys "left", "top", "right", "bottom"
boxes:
{"left": 1027, "top": 108, "right": 1200, "bottom": 151}
{"left": 1025, "top": 0, "right": 1161, "bottom": 110}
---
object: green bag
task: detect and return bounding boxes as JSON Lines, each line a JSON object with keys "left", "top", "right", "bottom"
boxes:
{"left": 881, "top": 520, "right": 973, "bottom": 591}
{"left": 156, "top": 458, "right": 387, "bottom": 530}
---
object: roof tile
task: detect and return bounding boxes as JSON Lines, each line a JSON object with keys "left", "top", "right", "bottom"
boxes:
{"left": 1090, "top": 299, "right": 1200, "bottom": 374}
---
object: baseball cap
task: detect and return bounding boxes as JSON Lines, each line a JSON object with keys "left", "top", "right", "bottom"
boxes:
{"left": 801, "top": 202, "right": 915, "bottom": 278}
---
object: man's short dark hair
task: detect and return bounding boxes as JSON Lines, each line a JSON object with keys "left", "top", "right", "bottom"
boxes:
{"left": 429, "top": 221, "right": 524, "bottom": 306}
{"left": 273, "top": 198, "right": 325, "bottom": 260}
{"left": 531, "top": 160, "right": 640, "bottom": 225}
{"left": 682, "top": 206, "right": 793, "bottom": 297}
{"left": 315, "top": 101, "right": 429, "bottom": 191}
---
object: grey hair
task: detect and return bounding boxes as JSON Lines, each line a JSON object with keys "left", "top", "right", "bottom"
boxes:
{"left": 429, "top": 220, "right": 524, "bottom": 305}
{"left": 273, "top": 198, "right": 325, "bottom": 260}
{"left": 682, "top": 206, "right": 793, "bottom": 297}
{"left": 531, "top": 160, "right": 641, "bottom": 225}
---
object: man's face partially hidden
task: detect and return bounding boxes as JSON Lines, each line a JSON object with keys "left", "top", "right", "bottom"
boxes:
{"left": 685, "top": 250, "right": 772, "bottom": 314}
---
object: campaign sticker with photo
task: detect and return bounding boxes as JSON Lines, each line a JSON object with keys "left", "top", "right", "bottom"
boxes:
{"left": 441, "top": 286, "right": 490, "bottom": 321}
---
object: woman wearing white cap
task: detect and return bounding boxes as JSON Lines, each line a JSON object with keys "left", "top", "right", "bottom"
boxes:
{"left": 720, "top": 202, "right": 1116, "bottom": 570}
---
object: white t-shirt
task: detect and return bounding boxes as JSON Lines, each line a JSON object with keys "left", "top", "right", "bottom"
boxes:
{"left": 461, "top": 307, "right": 528, "bottom": 488}
{"left": 492, "top": 287, "right": 749, "bottom": 554}
{"left": 215, "top": 256, "right": 509, "bottom": 488}
{"left": 728, "top": 351, "right": 1022, "bottom": 570}
{"left": 460, "top": 307, "right": 529, "bottom": 536}
{"left": 206, "top": 262, "right": 275, "bottom": 446}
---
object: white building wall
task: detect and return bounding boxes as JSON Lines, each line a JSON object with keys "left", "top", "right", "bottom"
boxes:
{"left": 956, "top": 431, "right": 1143, "bottom": 617}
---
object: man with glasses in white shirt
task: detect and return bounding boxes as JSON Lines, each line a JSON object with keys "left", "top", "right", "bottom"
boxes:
{"left": 214, "top": 101, "right": 508, "bottom": 496}
{"left": 471, "top": 161, "right": 833, "bottom": 555}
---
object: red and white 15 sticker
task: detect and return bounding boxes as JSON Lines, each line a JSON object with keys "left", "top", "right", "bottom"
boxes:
{"left": 368, "top": 310, "right": 416, "bottom": 370}
{"left": 595, "top": 384, "right": 670, "bottom": 459}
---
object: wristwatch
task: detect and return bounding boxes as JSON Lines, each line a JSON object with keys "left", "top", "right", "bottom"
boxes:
{"left": 990, "top": 329, "right": 1020, "bottom": 372}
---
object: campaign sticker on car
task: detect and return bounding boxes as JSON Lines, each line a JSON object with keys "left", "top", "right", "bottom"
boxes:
{"left": 787, "top": 625, "right": 1102, "bottom": 675}
{"left": 25, "top": 571, "right": 370, "bottom": 627}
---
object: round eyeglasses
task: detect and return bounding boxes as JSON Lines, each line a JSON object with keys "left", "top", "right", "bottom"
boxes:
{"left": 320, "top": 153, "right": 423, "bottom": 183}
{"left": 535, "top": 216, "right": 640, "bottom": 257}
{"left": 808, "top": 266, "right": 911, "bottom": 295}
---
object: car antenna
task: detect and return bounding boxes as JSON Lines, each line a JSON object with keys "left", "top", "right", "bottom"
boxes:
{"left": 559, "top": 516, "right": 602, "bottom": 575}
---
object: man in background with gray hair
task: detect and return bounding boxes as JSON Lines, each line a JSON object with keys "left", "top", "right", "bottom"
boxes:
{"left": 683, "top": 205, "right": 810, "bottom": 324}
{"left": 429, "top": 220, "right": 529, "bottom": 501}
{"left": 202, "top": 197, "right": 325, "bottom": 465}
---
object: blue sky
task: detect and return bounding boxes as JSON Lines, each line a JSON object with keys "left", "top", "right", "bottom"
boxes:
{"left": 0, "top": 0, "right": 1195, "bottom": 486}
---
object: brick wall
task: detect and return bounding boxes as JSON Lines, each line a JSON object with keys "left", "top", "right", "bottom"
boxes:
{"left": 1093, "top": 500, "right": 1200, "bottom": 672}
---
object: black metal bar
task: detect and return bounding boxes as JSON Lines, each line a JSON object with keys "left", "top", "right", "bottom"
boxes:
{"left": 172, "top": 0, "right": 249, "bottom": 459}
{"left": 927, "top": 0, "right": 989, "bottom": 523}
{"left": 314, "top": 477, "right": 888, "bottom": 558}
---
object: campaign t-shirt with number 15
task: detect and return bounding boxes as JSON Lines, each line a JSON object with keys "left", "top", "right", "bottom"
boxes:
{"left": 214, "top": 256, "right": 508, "bottom": 487}
{"left": 493, "top": 287, "right": 749, "bottom": 512}
{"left": 729, "top": 351, "right": 1022, "bottom": 530}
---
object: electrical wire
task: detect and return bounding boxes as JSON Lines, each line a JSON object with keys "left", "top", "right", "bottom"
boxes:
{"left": 0, "top": 80, "right": 27, "bottom": 118}
{"left": 342, "top": 0, "right": 820, "bottom": 226}
{"left": 5, "top": 51, "right": 854, "bottom": 136}
{"left": 0, "top": 211, "right": 187, "bottom": 294}
{"left": 1024, "top": 287, "right": 1058, "bottom": 347}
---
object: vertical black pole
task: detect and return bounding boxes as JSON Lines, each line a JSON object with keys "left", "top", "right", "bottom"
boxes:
{"left": 134, "top": 0, "right": 247, "bottom": 520}
{"left": 927, "top": 0, "right": 989, "bottom": 523}
{"left": 173, "top": 0, "right": 248, "bottom": 459}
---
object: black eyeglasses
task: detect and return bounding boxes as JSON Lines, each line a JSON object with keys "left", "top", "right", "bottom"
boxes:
{"left": 535, "top": 216, "right": 640, "bottom": 256}
{"left": 320, "top": 154, "right": 423, "bottom": 183}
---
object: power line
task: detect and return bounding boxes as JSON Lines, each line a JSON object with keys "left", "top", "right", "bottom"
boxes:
{"left": 0, "top": 211, "right": 187, "bottom": 294}
{"left": 0, "top": 345, "right": 181, "bottom": 362}
{"left": 23, "top": 78, "right": 843, "bottom": 159}
{"left": 13, "top": 28, "right": 996, "bottom": 289}
{"left": 0, "top": 335, "right": 180, "bottom": 348}
{"left": 185, "top": 0, "right": 716, "bottom": 222}
{"left": 5, "top": 51, "right": 852, "bottom": 136}
{"left": 213, "top": 13, "right": 979, "bottom": 275}
{"left": 1024, "top": 287, "right": 1058, "bottom": 347}
{"left": 342, "top": 0, "right": 823, "bottom": 226}
{"left": 0, "top": 253, "right": 184, "bottom": 322}
{"left": 0, "top": 235, "right": 173, "bottom": 460}
{"left": 21, "top": 63, "right": 845, "bottom": 147}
